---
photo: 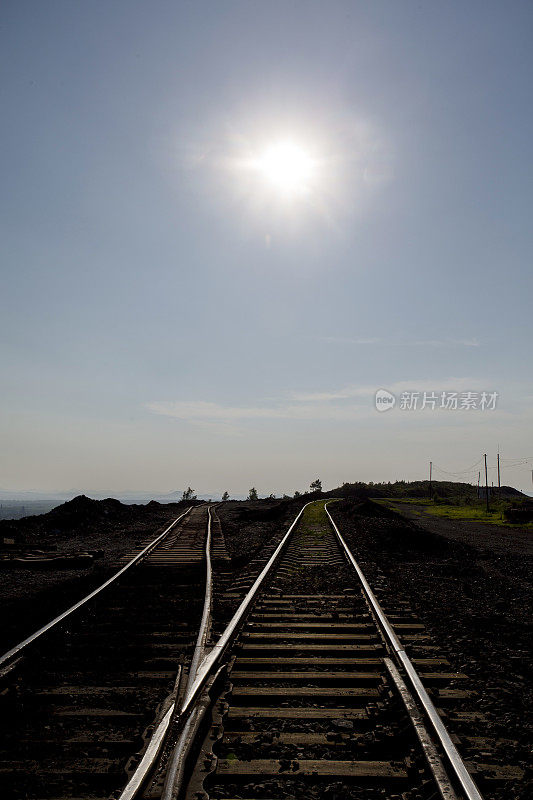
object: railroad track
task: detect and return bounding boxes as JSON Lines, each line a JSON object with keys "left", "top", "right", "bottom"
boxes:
{"left": 0, "top": 499, "right": 524, "bottom": 800}
{"left": 176, "top": 501, "right": 476, "bottom": 800}
{"left": 0, "top": 504, "right": 229, "bottom": 800}
{"left": 137, "top": 501, "right": 524, "bottom": 800}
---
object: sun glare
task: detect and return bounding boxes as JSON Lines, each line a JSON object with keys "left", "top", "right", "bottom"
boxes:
{"left": 256, "top": 142, "right": 316, "bottom": 195}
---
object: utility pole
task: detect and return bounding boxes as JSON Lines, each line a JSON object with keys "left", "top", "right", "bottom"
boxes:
{"left": 497, "top": 451, "right": 501, "bottom": 499}
{"left": 484, "top": 454, "right": 489, "bottom": 512}
{"left": 429, "top": 461, "right": 432, "bottom": 499}
{"left": 477, "top": 471, "right": 480, "bottom": 499}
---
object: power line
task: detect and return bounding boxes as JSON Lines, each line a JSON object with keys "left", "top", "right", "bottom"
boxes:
{"left": 431, "top": 457, "right": 484, "bottom": 477}
{"left": 428, "top": 453, "right": 532, "bottom": 497}
{"left": 433, "top": 455, "right": 532, "bottom": 477}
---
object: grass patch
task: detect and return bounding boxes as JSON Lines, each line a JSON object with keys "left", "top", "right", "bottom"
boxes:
{"left": 301, "top": 500, "right": 328, "bottom": 521}
{"left": 377, "top": 498, "right": 533, "bottom": 528}
{"left": 298, "top": 500, "right": 332, "bottom": 538}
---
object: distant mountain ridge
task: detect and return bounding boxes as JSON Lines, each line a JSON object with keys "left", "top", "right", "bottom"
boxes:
{"left": 0, "top": 489, "right": 240, "bottom": 503}
{"left": 0, "top": 489, "right": 246, "bottom": 520}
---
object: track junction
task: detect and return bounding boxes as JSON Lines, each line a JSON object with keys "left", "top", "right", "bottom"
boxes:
{"left": 0, "top": 500, "right": 525, "bottom": 800}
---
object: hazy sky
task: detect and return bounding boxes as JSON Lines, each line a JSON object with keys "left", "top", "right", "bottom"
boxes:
{"left": 1, "top": 1, "right": 532, "bottom": 496}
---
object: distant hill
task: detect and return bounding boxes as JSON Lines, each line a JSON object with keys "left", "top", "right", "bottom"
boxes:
{"left": 327, "top": 480, "right": 526, "bottom": 501}
{"left": 0, "top": 480, "right": 528, "bottom": 523}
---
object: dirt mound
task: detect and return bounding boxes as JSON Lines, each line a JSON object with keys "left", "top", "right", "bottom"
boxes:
{"left": 335, "top": 498, "right": 402, "bottom": 519}
{"left": 0, "top": 496, "right": 185, "bottom": 548}
{"left": 218, "top": 500, "right": 296, "bottom": 567}
{"left": 232, "top": 500, "right": 293, "bottom": 523}
{"left": 333, "top": 498, "right": 468, "bottom": 559}
{"left": 43, "top": 495, "right": 135, "bottom": 530}
{"left": 0, "top": 495, "right": 144, "bottom": 539}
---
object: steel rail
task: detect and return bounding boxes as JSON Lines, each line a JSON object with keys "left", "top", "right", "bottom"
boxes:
{"left": 186, "top": 504, "right": 214, "bottom": 691}
{"left": 384, "top": 658, "right": 459, "bottom": 800}
{"left": 119, "top": 502, "right": 217, "bottom": 800}
{"left": 325, "top": 501, "right": 484, "bottom": 800}
{"left": 118, "top": 666, "right": 183, "bottom": 800}
{"left": 160, "top": 504, "right": 215, "bottom": 800}
{"left": 157, "top": 501, "right": 313, "bottom": 800}
{"left": 175, "top": 501, "right": 312, "bottom": 722}
{"left": 0, "top": 506, "right": 193, "bottom": 670}
{"left": 160, "top": 669, "right": 223, "bottom": 800}
{"left": 119, "top": 501, "right": 312, "bottom": 800}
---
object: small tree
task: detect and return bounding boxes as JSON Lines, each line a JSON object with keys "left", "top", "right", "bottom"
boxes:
{"left": 182, "top": 487, "right": 196, "bottom": 501}
{"left": 294, "top": 490, "right": 301, "bottom": 498}
{"left": 310, "top": 478, "right": 322, "bottom": 493}
{"left": 222, "top": 491, "right": 230, "bottom": 501}
{"left": 248, "top": 487, "right": 258, "bottom": 501}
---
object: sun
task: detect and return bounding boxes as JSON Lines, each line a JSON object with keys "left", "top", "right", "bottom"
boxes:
{"left": 256, "top": 141, "right": 316, "bottom": 195}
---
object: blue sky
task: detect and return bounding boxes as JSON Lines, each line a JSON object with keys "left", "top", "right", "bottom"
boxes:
{"left": 1, "top": 1, "right": 532, "bottom": 496}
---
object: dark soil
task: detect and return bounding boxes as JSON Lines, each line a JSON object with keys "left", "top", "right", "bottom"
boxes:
{"left": 0, "top": 497, "right": 300, "bottom": 657}
{"left": 329, "top": 498, "right": 532, "bottom": 799}
{"left": 3, "top": 493, "right": 531, "bottom": 797}
{"left": 217, "top": 499, "right": 298, "bottom": 568}
{"left": 380, "top": 499, "right": 533, "bottom": 556}
{"left": 0, "top": 495, "right": 191, "bottom": 654}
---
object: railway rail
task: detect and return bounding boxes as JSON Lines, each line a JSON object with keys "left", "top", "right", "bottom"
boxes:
{"left": 0, "top": 504, "right": 229, "bottom": 799}
{"left": 0, "top": 499, "right": 524, "bottom": 800}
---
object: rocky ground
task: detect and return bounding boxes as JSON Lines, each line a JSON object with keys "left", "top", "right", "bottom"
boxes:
{"left": 380, "top": 499, "right": 533, "bottom": 556}
{"left": 329, "top": 498, "right": 532, "bottom": 798}
{"left": 0, "top": 496, "right": 299, "bottom": 656}
{"left": 1, "top": 494, "right": 530, "bottom": 796}
{"left": 217, "top": 499, "right": 297, "bottom": 567}
{"left": 0, "top": 495, "right": 190, "bottom": 653}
